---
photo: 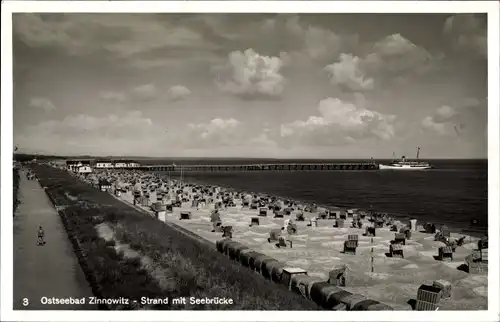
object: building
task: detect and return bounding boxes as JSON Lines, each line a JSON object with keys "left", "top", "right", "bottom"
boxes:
{"left": 66, "top": 159, "right": 92, "bottom": 172}
{"left": 95, "top": 160, "right": 114, "bottom": 168}
{"left": 77, "top": 165, "right": 93, "bottom": 174}
{"left": 113, "top": 160, "right": 140, "bottom": 168}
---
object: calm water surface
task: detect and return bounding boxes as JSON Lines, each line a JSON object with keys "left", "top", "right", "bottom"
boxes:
{"left": 146, "top": 159, "right": 487, "bottom": 234}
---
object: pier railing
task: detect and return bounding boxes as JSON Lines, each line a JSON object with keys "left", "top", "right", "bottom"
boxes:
{"left": 138, "top": 163, "right": 379, "bottom": 172}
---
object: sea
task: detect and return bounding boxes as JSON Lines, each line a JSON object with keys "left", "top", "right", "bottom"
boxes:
{"left": 144, "top": 159, "right": 488, "bottom": 236}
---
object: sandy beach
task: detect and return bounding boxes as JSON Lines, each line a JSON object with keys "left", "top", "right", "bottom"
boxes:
{"left": 82, "top": 169, "right": 488, "bottom": 310}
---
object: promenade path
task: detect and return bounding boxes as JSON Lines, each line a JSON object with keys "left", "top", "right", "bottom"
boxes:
{"left": 13, "top": 169, "right": 95, "bottom": 310}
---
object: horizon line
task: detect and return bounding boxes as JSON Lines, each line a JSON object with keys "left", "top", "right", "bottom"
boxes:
{"left": 13, "top": 153, "right": 488, "bottom": 161}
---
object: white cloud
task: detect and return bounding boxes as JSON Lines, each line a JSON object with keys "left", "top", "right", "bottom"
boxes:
{"left": 15, "top": 111, "right": 161, "bottom": 155}
{"left": 215, "top": 49, "right": 287, "bottom": 99}
{"left": 185, "top": 118, "right": 242, "bottom": 147}
{"left": 167, "top": 85, "right": 191, "bottom": 101}
{"left": 132, "top": 83, "right": 157, "bottom": 100}
{"left": 324, "top": 53, "right": 374, "bottom": 91}
{"left": 323, "top": 33, "right": 440, "bottom": 91}
{"left": 421, "top": 102, "right": 482, "bottom": 136}
{"left": 443, "top": 14, "right": 486, "bottom": 58}
{"left": 422, "top": 116, "right": 447, "bottom": 135}
{"left": 364, "top": 33, "right": 436, "bottom": 75}
{"left": 280, "top": 97, "right": 396, "bottom": 146}
{"left": 99, "top": 90, "right": 127, "bottom": 103}
{"left": 29, "top": 97, "right": 56, "bottom": 112}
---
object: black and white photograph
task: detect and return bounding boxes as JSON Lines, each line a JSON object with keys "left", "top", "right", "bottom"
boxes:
{"left": 1, "top": 1, "right": 499, "bottom": 321}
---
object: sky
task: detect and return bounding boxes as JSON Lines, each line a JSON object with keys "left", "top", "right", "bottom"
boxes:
{"left": 12, "top": 13, "right": 488, "bottom": 159}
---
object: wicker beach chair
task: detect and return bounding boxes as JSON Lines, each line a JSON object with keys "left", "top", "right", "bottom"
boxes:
{"left": 268, "top": 229, "right": 282, "bottom": 243}
{"left": 307, "top": 217, "right": 318, "bottom": 227}
{"left": 394, "top": 233, "right": 406, "bottom": 245}
{"left": 480, "top": 248, "right": 488, "bottom": 262}
{"left": 438, "top": 246, "right": 453, "bottom": 261}
{"left": 365, "top": 226, "right": 376, "bottom": 237}
{"left": 222, "top": 226, "right": 233, "bottom": 238}
{"left": 281, "top": 268, "right": 308, "bottom": 290}
{"left": 415, "top": 284, "right": 441, "bottom": 311}
{"left": 389, "top": 244, "right": 404, "bottom": 258}
{"left": 335, "top": 219, "right": 345, "bottom": 228}
{"left": 440, "top": 225, "right": 451, "bottom": 238}
{"left": 424, "top": 223, "right": 437, "bottom": 234}
{"left": 465, "top": 254, "right": 487, "bottom": 274}
{"left": 276, "top": 236, "right": 292, "bottom": 248}
{"left": 317, "top": 210, "right": 327, "bottom": 219}
{"left": 287, "top": 223, "right": 297, "bottom": 235}
{"left": 347, "top": 235, "right": 359, "bottom": 247}
{"left": 180, "top": 211, "right": 191, "bottom": 220}
{"left": 274, "top": 210, "right": 284, "bottom": 218}
{"left": 212, "top": 221, "right": 223, "bottom": 233}
{"left": 259, "top": 207, "right": 268, "bottom": 216}
{"left": 343, "top": 240, "right": 357, "bottom": 255}
{"left": 328, "top": 265, "right": 347, "bottom": 286}
{"left": 210, "top": 210, "right": 221, "bottom": 223}
{"left": 478, "top": 236, "right": 488, "bottom": 250}
{"left": 433, "top": 280, "right": 452, "bottom": 299}
{"left": 250, "top": 217, "right": 260, "bottom": 227}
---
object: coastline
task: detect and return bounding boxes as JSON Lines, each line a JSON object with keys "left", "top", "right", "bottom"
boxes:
{"left": 161, "top": 173, "right": 488, "bottom": 238}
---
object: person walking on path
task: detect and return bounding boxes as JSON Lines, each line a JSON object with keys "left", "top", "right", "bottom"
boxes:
{"left": 37, "top": 225, "right": 45, "bottom": 245}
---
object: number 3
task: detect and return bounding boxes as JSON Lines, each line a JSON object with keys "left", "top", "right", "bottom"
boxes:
{"left": 22, "top": 298, "right": 29, "bottom": 306}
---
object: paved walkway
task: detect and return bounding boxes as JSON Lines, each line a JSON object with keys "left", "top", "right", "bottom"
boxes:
{"left": 13, "top": 169, "right": 95, "bottom": 310}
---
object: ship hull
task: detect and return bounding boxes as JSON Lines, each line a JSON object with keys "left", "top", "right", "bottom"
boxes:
{"left": 379, "top": 164, "right": 431, "bottom": 170}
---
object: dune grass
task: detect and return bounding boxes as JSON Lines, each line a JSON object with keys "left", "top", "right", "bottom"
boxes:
{"left": 30, "top": 164, "right": 320, "bottom": 310}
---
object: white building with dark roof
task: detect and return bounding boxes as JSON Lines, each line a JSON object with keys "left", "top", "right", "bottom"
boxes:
{"left": 95, "top": 160, "right": 114, "bottom": 168}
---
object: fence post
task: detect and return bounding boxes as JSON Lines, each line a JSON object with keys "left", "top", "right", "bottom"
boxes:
{"left": 371, "top": 237, "right": 374, "bottom": 273}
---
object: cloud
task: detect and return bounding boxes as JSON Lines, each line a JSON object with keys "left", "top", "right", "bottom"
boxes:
{"left": 443, "top": 14, "right": 486, "bottom": 58}
{"left": 262, "top": 15, "right": 359, "bottom": 64}
{"left": 422, "top": 99, "right": 485, "bottom": 136}
{"left": 422, "top": 115, "right": 448, "bottom": 136}
{"left": 324, "top": 53, "right": 374, "bottom": 91}
{"left": 99, "top": 90, "right": 127, "bottom": 103}
{"left": 167, "top": 85, "right": 191, "bottom": 101}
{"left": 132, "top": 83, "right": 157, "bottom": 100}
{"left": 364, "top": 33, "right": 438, "bottom": 76}
{"left": 279, "top": 97, "right": 396, "bottom": 146}
{"left": 323, "top": 33, "right": 441, "bottom": 91}
{"left": 29, "top": 97, "right": 56, "bottom": 112}
{"left": 15, "top": 111, "right": 163, "bottom": 155}
{"left": 214, "top": 49, "right": 288, "bottom": 100}
{"left": 13, "top": 14, "right": 220, "bottom": 68}
{"left": 421, "top": 105, "right": 458, "bottom": 136}
{"left": 184, "top": 118, "right": 243, "bottom": 147}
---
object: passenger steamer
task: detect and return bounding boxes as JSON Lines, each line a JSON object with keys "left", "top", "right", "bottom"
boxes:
{"left": 379, "top": 147, "right": 432, "bottom": 170}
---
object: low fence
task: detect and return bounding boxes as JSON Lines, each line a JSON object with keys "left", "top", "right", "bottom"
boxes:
{"left": 215, "top": 239, "right": 393, "bottom": 311}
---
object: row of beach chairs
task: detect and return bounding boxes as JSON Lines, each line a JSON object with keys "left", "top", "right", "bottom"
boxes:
{"left": 215, "top": 239, "right": 393, "bottom": 311}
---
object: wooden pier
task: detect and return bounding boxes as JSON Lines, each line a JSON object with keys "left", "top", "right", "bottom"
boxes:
{"left": 138, "top": 163, "right": 379, "bottom": 172}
